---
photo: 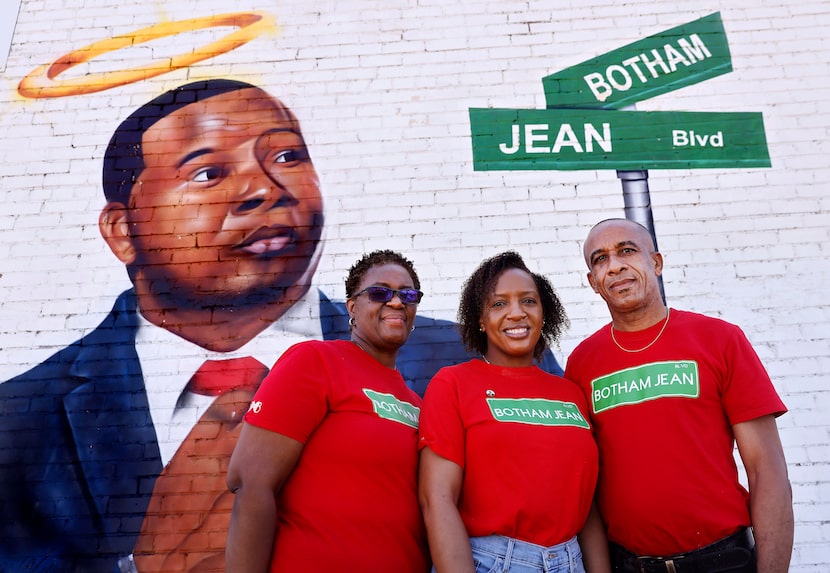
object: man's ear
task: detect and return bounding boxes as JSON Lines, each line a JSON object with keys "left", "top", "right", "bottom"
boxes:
{"left": 99, "top": 202, "right": 136, "bottom": 264}
{"left": 586, "top": 271, "right": 600, "bottom": 294}
{"left": 652, "top": 252, "right": 664, "bottom": 277}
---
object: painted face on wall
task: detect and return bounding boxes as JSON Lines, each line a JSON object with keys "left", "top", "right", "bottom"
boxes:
{"left": 117, "top": 87, "right": 324, "bottom": 310}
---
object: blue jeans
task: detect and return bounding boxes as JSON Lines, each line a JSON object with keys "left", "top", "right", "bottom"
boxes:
{"left": 468, "top": 534, "right": 586, "bottom": 573}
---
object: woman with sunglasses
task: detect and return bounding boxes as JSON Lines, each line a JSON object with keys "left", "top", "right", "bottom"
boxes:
{"left": 418, "top": 251, "right": 609, "bottom": 573}
{"left": 227, "top": 250, "right": 429, "bottom": 572}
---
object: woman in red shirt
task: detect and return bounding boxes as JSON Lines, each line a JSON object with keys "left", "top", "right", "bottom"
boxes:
{"left": 418, "top": 251, "right": 609, "bottom": 573}
{"left": 227, "top": 250, "right": 429, "bottom": 572}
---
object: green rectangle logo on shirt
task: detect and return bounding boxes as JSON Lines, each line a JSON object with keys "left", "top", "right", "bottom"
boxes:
{"left": 591, "top": 361, "right": 700, "bottom": 414}
{"left": 486, "top": 398, "right": 590, "bottom": 429}
{"left": 363, "top": 389, "right": 420, "bottom": 428}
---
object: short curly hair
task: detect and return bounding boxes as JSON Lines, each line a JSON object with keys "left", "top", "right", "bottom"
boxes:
{"left": 345, "top": 249, "right": 421, "bottom": 299}
{"left": 457, "top": 251, "right": 568, "bottom": 360}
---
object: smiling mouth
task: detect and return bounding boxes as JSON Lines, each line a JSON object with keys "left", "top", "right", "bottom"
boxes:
{"left": 236, "top": 225, "right": 297, "bottom": 256}
{"left": 609, "top": 278, "right": 635, "bottom": 291}
{"left": 503, "top": 327, "right": 530, "bottom": 337}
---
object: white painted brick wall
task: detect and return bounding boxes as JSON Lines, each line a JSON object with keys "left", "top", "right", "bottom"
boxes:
{"left": 0, "top": 0, "right": 827, "bottom": 568}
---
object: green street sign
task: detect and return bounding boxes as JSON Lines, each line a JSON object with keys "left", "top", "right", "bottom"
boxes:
{"left": 542, "top": 13, "right": 732, "bottom": 109}
{"left": 469, "top": 107, "right": 770, "bottom": 171}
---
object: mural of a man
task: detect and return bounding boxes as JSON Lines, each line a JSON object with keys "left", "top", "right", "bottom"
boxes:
{"left": 0, "top": 79, "right": 563, "bottom": 572}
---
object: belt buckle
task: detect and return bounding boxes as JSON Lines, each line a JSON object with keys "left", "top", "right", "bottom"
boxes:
{"left": 638, "top": 557, "right": 679, "bottom": 573}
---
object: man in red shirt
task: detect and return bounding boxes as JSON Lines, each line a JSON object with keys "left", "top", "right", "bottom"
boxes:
{"left": 565, "top": 218, "right": 793, "bottom": 573}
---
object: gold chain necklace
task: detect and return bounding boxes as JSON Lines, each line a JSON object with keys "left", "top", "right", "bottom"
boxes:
{"left": 610, "top": 308, "right": 671, "bottom": 353}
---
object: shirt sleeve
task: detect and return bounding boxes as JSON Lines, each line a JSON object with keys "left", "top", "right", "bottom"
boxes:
{"left": 418, "top": 367, "right": 466, "bottom": 468}
{"left": 720, "top": 324, "right": 787, "bottom": 425}
{"left": 244, "top": 341, "right": 330, "bottom": 444}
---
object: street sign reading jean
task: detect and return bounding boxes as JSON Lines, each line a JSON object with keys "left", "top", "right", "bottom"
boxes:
{"left": 469, "top": 108, "right": 769, "bottom": 171}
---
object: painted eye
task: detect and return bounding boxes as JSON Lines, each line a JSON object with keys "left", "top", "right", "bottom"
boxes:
{"left": 274, "top": 150, "right": 297, "bottom": 163}
{"left": 192, "top": 166, "right": 223, "bottom": 182}
{"left": 273, "top": 148, "right": 309, "bottom": 164}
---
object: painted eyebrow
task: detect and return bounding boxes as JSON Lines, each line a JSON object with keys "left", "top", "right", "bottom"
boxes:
{"left": 259, "top": 127, "right": 299, "bottom": 136}
{"left": 255, "top": 127, "right": 303, "bottom": 146}
{"left": 176, "top": 148, "right": 214, "bottom": 170}
{"left": 255, "top": 128, "right": 311, "bottom": 161}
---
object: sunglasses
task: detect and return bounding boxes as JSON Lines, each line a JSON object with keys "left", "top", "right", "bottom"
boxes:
{"left": 352, "top": 286, "right": 424, "bottom": 305}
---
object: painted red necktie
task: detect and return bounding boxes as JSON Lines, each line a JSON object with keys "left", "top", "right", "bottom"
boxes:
{"left": 133, "top": 357, "right": 268, "bottom": 573}
{"left": 186, "top": 356, "right": 269, "bottom": 397}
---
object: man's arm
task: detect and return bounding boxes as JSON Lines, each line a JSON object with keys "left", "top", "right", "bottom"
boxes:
{"left": 226, "top": 423, "right": 304, "bottom": 573}
{"left": 733, "top": 415, "right": 793, "bottom": 573}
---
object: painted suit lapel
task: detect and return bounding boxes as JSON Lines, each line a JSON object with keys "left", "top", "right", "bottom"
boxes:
{"left": 61, "top": 291, "right": 162, "bottom": 551}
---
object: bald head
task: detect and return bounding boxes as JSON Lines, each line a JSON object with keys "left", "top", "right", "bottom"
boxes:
{"left": 582, "top": 218, "right": 665, "bottom": 322}
{"left": 583, "top": 218, "right": 656, "bottom": 268}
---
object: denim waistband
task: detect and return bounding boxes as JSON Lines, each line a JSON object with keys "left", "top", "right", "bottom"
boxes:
{"left": 470, "top": 534, "right": 582, "bottom": 569}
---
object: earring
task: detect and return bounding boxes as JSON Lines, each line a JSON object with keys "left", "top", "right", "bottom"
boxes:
{"left": 349, "top": 316, "right": 356, "bottom": 327}
{"left": 411, "top": 325, "right": 416, "bottom": 333}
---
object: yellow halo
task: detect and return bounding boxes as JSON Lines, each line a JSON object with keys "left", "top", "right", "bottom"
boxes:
{"left": 18, "top": 11, "right": 276, "bottom": 98}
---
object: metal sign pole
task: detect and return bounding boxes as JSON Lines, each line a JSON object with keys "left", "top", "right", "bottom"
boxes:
{"left": 616, "top": 169, "right": 666, "bottom": 304}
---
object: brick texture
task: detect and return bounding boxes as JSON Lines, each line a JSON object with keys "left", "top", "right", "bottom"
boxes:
{"left": 0, "top": 0, "right": 827, "bottom": 569}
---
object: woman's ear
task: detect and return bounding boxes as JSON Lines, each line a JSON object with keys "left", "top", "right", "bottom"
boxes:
{"left": 345, "top": 296, "right": 356, "bottom": 318}
{"left": 99, "top": 202, "right": 136, "bottom": 264}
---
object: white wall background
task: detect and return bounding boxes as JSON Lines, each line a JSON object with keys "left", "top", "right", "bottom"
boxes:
{"left": 0, "top": 0, "right": 827, "bottom": 569}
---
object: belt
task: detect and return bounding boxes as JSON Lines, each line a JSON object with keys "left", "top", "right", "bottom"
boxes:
{"left": 610, "top": 528, "right": 756, "bottom": 573}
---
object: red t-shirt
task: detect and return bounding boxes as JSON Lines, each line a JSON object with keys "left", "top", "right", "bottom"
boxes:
{"left": 419, "top": 360, "right": 598, "bottom": 547}
{"left": 565, "top": 309, "right": 787, "bottom": 556}
{"left": 244, "top": 339, "right": 428, "bottom": 573}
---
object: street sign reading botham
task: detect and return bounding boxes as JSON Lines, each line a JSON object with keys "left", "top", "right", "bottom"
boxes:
{"left": 542, "top": 12, "right": 732, "bottom": 110}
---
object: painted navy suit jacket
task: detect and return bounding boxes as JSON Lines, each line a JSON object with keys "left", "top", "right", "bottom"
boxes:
{"left": 0, "top": 289, "right": 562, "bottom": 573}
